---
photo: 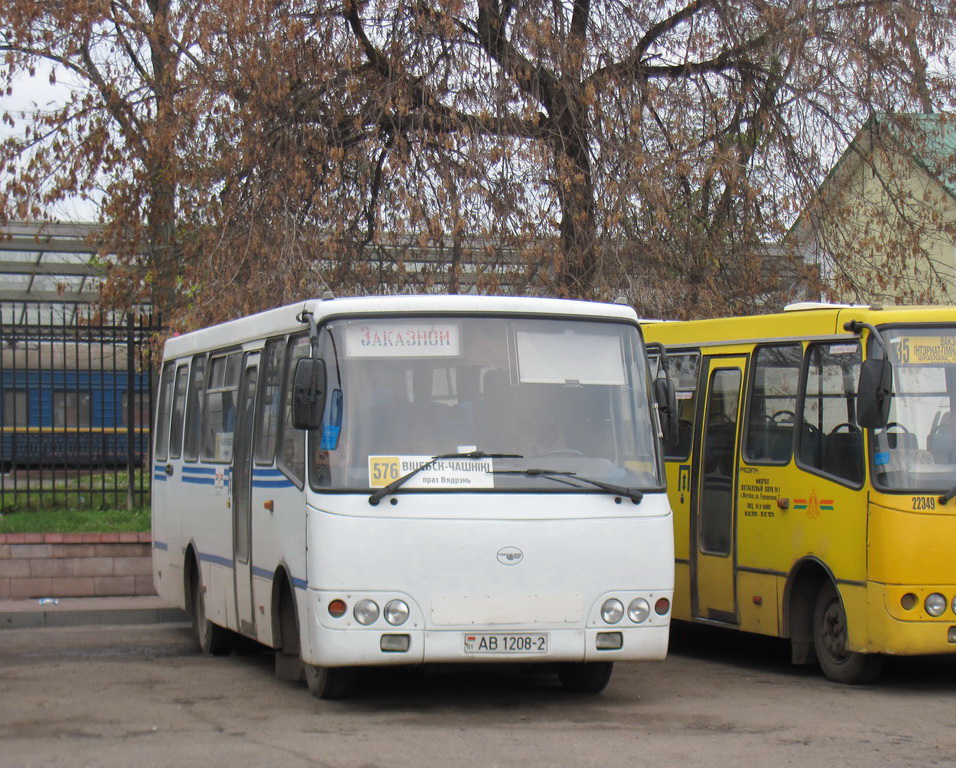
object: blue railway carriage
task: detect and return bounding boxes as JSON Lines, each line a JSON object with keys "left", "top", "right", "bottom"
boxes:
{"left": 0, "top": 342, "right": 151, "bottom": 471}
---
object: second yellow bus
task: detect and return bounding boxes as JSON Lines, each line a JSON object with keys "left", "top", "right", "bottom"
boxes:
{"left": 644, "top": 303, "right": 956, "bottom": 683}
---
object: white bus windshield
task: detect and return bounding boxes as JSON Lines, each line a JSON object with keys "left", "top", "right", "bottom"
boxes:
{"left": 309, "top": 315, "right": 663, "bottom": 493}
{"left": 873, "top": 326, "right": 956, "bottom": 492}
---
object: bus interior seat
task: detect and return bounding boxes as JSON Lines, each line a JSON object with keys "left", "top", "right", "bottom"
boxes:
{"left": 370, "top": 402, "right": 475, "bottom": 455}
{"left": 884, "top": 428, "right": 918, "bottom": 452}
{"left": 747, "top": 422, "right": 793, "bottom": 462}
{"left": 824, "top": 427, "right": 864, "bottom": 484}
{"left": 674, "top": 420, "right": 693, "bottom": 457}
{"left": 797, "top": 424, "right": 823, "bottom": 468}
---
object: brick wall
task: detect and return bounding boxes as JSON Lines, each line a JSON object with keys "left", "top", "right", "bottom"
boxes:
{"left": 0, "top": 532, "right": 155, "bottom": 600}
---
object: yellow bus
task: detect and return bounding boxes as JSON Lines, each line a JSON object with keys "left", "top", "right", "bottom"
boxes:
{"left": 643, "top": 303, "right": 956, "bottom": 683}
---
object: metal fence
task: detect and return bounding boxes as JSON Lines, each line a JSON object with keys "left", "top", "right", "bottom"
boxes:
{"left": 0, "top": 306, "right": 160, "bottom": 510}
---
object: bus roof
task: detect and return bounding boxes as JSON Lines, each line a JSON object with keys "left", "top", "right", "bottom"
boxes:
{"left": 642, "top": 304, "right": 956, "bottom": 348}
{"left": 163, "top": 295, "right": 640, "bottom": 358}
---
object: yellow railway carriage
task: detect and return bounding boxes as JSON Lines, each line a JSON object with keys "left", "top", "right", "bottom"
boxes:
{"left": 644, "top": 304, "right": 956, "bottom": 683}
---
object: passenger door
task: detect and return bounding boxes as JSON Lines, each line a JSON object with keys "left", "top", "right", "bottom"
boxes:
{"left": 232, "top": 354, "right": 259, "bottom": 636}
{"left": 693, "top": 356, "right": 746, "bottom": 624}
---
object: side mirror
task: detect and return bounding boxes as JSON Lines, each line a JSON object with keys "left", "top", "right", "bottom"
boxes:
{"left": 857, "top": 357, "right": 892, "bottom": 429}
{"left": 292, "top": 358, "right": 327, "bottom": 430}
{"left": 654, "top": 378, "right": 680, "bottom": 447}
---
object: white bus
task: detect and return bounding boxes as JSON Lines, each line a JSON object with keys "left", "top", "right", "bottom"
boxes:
{"left": 151, "top": 295, "right": 674, "bottom": 698}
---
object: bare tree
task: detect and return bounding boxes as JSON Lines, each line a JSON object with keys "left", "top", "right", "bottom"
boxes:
{"left": 1, "top": 0, "right": 200, "bottom": 313}
{"left": 3, "top": 0, "right": 956, "bottom": 327}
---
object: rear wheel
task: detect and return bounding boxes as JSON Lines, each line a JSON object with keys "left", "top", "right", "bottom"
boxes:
{"left": 191, "top": 569, "right": 231, "bottom": 656}
{"left": 304, "top": 664, "right": 357, "bottom": 700}
{"left": 813, "top": 581, "right": 884, "bottom": 684}
{"left": 557, "top": 662, "right": 613, "bottom": 694}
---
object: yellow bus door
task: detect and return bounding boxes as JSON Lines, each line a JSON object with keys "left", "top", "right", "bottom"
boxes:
{"left": 693, "top": 357, "right": 746, "bottom": 624}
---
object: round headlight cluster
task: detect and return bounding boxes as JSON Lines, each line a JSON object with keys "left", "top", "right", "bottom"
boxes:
{"left": 600, "top": 596, "right": 666, "bottom": 625}
{"left": 354, "top": 599, "right": 380, "bottom": 625}
{"left": 328, "top": 597, "right": 411, "bottom": 626}
{"left": 925, "top": 593, "right": 947, "bottom": 618}
{"left": 384, "top": 600, "right": 410, "bottom": 626}
{"left": 627, "top": 598, "right": 650, "bottom": 623}
{"left": 900, "top": 592, "right": 956, "bottom": 617}
{"left": 601, "top": 599, "right": 624, "bottom": 624}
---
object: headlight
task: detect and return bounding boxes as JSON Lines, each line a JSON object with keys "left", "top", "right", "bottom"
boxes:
{"left": 952, "top": 595, "right": 956, "bottom": 615}
{"left": 925, "top": 593, "right": 946, "bottom": 617}
{"left": 354, "top": 599, "right": 380, "bottom": 625}
{"left": 601, "top": 599, "right": 624, "bottom": 624}
{"left": 384, "top": 599, "right": 410, "bottom": 626}
{"left": 627, "top": 598, "right": 650, "bottom": 623}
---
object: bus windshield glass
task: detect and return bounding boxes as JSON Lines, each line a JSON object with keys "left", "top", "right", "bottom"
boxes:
{"left": 874, "top": 326, "right": 956, "bottom": 492}
{"left": 309, "top": 315, "right": 663, "bottom": 493}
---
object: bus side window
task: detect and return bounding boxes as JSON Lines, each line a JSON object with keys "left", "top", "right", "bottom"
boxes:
{"left": 168, "top": 364, "right": 189, "bottom": 460}
{"left": 183, "top": 355, "right": 206, "bottom": 462}
{"left": 154, "top": 361, "right": 175, "bottom": 462}
{"left": 744, "top": 344, "right": 802, "bottom": 464}
{"left": 663, "top": 352, "right": 700, "bottom": 461}
{"left": 799, "top": 342, "right": 864, "bottom": 485}
{"left": 277, "top": 336, "right": 310, "bottom": 486}
{"left": 254, "top": 338, "right": 286, "bottom": 466}
{"left": 201, "top": 351, "right": 242, "bottom": 463}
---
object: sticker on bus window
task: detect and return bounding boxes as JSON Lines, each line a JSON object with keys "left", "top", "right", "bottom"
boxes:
{"left": 368, "top": 455, "right": 494, "bottom": 489}
{"left": 829, "top": 344, "right": 858, "bottom": 354}
{"left": 345, "top": 322, "right": 461, "bottom": 358}
{"left": 893, "top": 336, "right": 956, "bottom": 365}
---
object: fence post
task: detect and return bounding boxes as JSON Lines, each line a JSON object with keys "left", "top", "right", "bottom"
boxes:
{"left": 126, "top": 314, "right": 136, "bottom": 511}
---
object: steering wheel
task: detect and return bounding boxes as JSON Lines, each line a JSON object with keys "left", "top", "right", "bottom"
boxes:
{"left": 771, "top": 410, "right": 796, "bottom": 423}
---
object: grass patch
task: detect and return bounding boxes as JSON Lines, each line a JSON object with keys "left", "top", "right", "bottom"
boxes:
{"left": 0, "top": 470, "right": 151, "bottom": 532}
{"left": 0, "top": 505, "right": 150, "bottom": 533}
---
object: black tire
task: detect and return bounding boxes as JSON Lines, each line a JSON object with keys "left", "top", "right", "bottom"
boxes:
{"left": 304, "top": 664, "right": 357, "bottom": 700}
{"left": 191, "top": 569, "right": 231, "bottom": 656}
{"left": 274, "top": 585, "right": 304, "bottom": 682}
{"left": 812, "top": 581, "right": 884, "bottom": 684}
{"left": 557, "top": 662, "right": 613, "bottom": 694}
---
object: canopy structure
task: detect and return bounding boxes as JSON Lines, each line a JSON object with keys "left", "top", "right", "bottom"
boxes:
{"left": 0, "top": 221, "right": 107, "bottom": 324}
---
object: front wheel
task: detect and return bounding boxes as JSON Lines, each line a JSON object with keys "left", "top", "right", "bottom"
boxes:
{"left": 556, "top": 662, "right": 613, "bottom": 694}
{"left": 304, "top": 664, "right": 357, "bottom": 700}
{"left": 812, "top": 581, "right": 884, "bottom": 684}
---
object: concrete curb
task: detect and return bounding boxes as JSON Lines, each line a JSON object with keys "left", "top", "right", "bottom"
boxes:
{"left": 0, "top": 596, "right": 188, "bottom": 630}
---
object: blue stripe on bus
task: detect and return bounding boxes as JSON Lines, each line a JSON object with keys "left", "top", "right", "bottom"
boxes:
{"left": 252, "top": 479, "right": 295, "bottom": 488}
{"left": 182, "top": 466, "right": 219, "bottom": 475}
{"left": 182, "top": 476, "right": 217, "bottom": 485}
{"left": 252, "top": 468, "right": 286, "bottom": 477}
{"left": 153, "top": 540, "right": 168, "bottom": 551}
{"left": 198, "top": 552, "right": 234, "bottom": 568}
{"left": 199, "top": 555, "right": 306, "bottom": 590}
{"left": 153, "top": 473, "right": 167, "bottom": 482}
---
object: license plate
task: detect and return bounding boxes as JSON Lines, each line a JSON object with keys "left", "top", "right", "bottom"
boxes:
{"left": 463, "top": 633, "right": 549, "bottom": 654}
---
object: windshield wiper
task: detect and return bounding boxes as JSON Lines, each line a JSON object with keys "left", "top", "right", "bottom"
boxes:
{"left": 939, "top": 485, "right": 956, "bottom": 505}
{"left": 368, "top": 451, "right": 523, "bottom": 506}
{"left": 491, "top": 468, "right": 644, "bottom": 504}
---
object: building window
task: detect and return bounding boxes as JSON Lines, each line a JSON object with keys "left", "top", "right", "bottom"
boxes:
{"left": 53, "top": 391, "right": 92, "bottom": 428}
{"left": 2, "top": 390, "right": 28, "bottom": 428}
